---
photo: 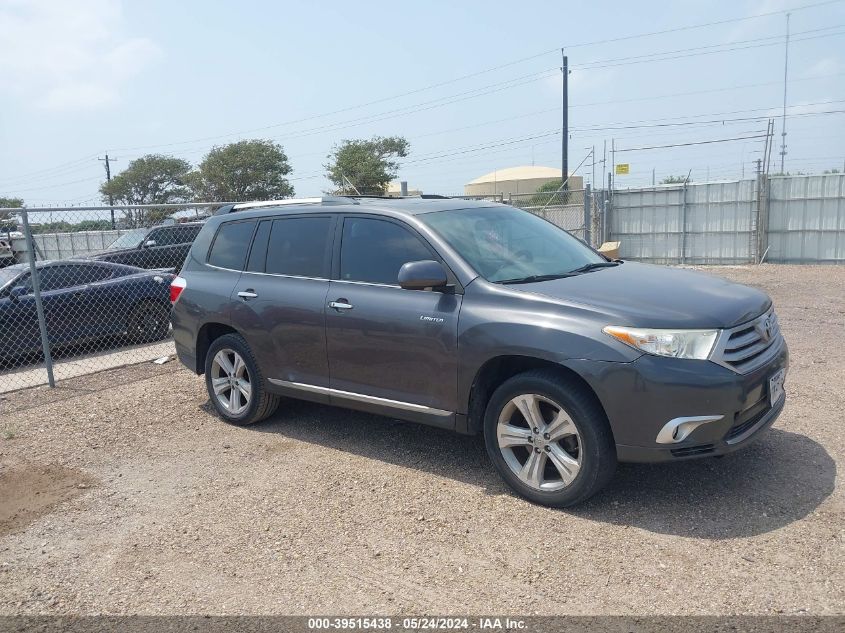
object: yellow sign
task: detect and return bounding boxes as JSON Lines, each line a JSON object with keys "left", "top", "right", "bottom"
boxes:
{"left": 615, "top": 163, "right": 630, "bottom": 175}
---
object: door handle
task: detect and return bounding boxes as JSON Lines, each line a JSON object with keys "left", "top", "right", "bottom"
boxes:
{"left": 237, "top": 290, "right": 258, "bottom": 300}
{"left": 329, "top": 299, "right": 353, "bottom": 311}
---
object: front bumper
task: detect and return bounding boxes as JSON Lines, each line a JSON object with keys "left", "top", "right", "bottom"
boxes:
{"left": 564, "top": 335, "right": 789, "bottom": 463}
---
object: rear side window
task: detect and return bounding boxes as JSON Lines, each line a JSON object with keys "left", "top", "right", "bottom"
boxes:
{"left": 265, "top": 217, "right": 332, "bottom": 278}
{"left": 208, "top": 221, "right": 256, "bottom": 270}
{"left": 340, "top": 217, "right": 432, "bottom": 285}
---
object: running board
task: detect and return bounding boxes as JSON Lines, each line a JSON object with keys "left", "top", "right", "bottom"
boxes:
{"left": 267, "top": 378, "right": 453, "bottom": 417}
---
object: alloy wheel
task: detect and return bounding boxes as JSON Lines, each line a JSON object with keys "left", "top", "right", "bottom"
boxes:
{"left": 496, "top": 393, "right": 582, "bottom": 491}
{"left": 210, "top": 348, "right": 251, "bottom": 416}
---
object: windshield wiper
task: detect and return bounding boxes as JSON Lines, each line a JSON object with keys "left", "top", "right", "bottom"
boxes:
{"left": 497, "top": 273, "right": 575, "bottom": 285}
{"left": 568, "top": 261, "right": 621, "bottom": 274}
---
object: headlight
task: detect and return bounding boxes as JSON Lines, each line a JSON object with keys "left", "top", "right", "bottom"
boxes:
{"left": 603, "top": 326, "right": 718, "bottom": 360}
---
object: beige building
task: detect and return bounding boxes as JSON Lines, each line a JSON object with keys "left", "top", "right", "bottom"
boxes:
{"left": 385, "top": 181, "right": 423, "bottom": 197}
{"left": 464, "top": 165, "right": 583, "bottom": 196}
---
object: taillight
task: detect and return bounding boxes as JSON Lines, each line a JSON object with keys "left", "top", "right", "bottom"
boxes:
{"left": 170, "top": 276, "right": 187, "bottom": 304}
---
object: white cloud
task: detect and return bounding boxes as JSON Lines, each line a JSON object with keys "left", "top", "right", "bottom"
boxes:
{"left": 0, "top": 0, "right": 162, "bottom": 111}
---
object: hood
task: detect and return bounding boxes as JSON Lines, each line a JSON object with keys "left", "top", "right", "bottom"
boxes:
{"left": 516, "top": 262, "right": 771, "bottom": 329}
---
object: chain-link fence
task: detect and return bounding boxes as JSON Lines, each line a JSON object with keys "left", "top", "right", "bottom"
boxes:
{"left": 509, "top": 187, "right": 595, "bottom": 246}
{"left": 454, "top": 188, "right": 599, "bottom": 246}
{"left": 0, "top": 203, "right": 228, "bottom": 393}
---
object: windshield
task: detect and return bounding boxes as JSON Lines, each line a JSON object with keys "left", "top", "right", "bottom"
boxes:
{"left": 107, "top": 228, "right": 148, "bottom": 250}
{"left": 420, "top": 206, "right": 605, "bottom": 283}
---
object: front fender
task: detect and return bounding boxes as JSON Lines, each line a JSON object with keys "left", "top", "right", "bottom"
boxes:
{"left": 456, "top": 280, "right": 641, "bottom": 414}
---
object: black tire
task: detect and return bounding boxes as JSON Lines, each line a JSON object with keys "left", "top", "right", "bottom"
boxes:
{"left": 127, "top": 300, "right": 170, "bottom": 344}
{"left": 483, "top": 369, "right": 616, "bottom": 507}
{"left": 204, "top": 333, "right": 280, "bottom": 426}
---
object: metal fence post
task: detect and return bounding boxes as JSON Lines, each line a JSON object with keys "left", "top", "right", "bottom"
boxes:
{"left": 680, "top": 181, "right": 689, "bottom": 265}
{"left": 756, "top": 173, "right": 770, "bottom": 263}
{"left": 599, "top": 191, "right": 610, "bottom": 246}
{"left": 20, "top": 209, "right": 55, "bottom": 387}
{"left": 584, "top": 184, "right": 592, "bottom": 246}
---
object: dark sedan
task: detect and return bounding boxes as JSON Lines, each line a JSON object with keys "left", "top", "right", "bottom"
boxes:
{"left": 0, "top": 260, "right": 174, "bottom": 361}
{"left": 85, "top": 222, "right": 203, "bottom": 270}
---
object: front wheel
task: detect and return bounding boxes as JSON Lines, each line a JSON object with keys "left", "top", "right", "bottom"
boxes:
{"left": 483, "top": 370, "right": 616, "bottom": 507}
{"left": 204, "top": 333, "right": 280, "bottom": 425}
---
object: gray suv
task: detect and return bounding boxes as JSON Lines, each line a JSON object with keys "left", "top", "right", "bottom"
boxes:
{"left": 170, "top": 196, "right": 788, "bottom": 507}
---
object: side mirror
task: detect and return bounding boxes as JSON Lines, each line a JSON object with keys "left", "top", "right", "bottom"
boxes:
{"left": 398, "top": 260, "right": 448, "bottom": 290}
{"left": 9, "top": 286, "right": 27, "bottom": 301}
{"left": 143, "top": 239, "right": 157, "bottom": 248}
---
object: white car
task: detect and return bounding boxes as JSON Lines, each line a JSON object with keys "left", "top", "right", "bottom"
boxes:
{"left": 0, "top": 237, "right": 15, "bottom": 267}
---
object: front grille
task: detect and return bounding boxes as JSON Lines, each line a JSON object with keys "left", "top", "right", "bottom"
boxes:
{"left": 726, "top": 409, "right": 767, "bottom": 442}
{"left": 712, "top": 308, "right": 781, "bottom": 374}
{"left": 726, "top": 397, "right": 770, "bottom": 442}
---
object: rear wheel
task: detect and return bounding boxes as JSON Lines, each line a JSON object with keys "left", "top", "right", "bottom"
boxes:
{"left": 483, "top": 369, "right": 616, "bottom": 507}
{"left": 204, "top": 333, "right": 280, "bottom": 425}
{"left": 127, "top": 300, "right": 170, "bottom": 343}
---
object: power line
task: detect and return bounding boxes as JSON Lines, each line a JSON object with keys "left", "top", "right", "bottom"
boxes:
{"left": 614, "top": 133, "right": 769, "bottom": 153}
{"left": 104, "top": 1, "right": 844, "bottom": 156}
{"left": 560, "top": 0, "right": 844, "bottom": 49}
{"left": 571, "top": 27, "right": 845, "bottom": 71}
{"left": 572, "top": 24, "right": 843, "bottom": 70}
{"left": 4, "top": 175, "right": 103, "bottom": 194}
{"left": 0, "top": 154, "right": 99, "bottom": 186}
{"left": 111, "top": 67, "right": 559, "bottom": 153}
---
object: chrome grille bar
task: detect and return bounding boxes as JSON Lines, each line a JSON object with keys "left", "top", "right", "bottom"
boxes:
{"left": 711, "top": 307, "right": 782, "bottom": 374}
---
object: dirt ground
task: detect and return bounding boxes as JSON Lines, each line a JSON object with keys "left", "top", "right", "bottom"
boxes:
{"left": 0, "top": 264, "right": 842, "bottom": 615}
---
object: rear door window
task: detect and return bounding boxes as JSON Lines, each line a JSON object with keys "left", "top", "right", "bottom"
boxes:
{"left": 265, "top": 217, "right": 332, "bottom": 278}
{"left": 246, "top": 220, "right": 272, "bottom": 273}
{"left": 207, "top": 221, "right": 256, "bottom": 271}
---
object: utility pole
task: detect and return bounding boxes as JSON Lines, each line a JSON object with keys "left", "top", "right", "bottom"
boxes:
{"left": 652, "top": 168, "right": 655, "bottom": 186}
{"left": 601, "top": 140, "right": 606, "bottom": 192}
{"left": 561, "top": 50, "right": 569, "bottom": 190}
{"left": 99, "top": 153, "right": 117, "bottom": 229}
{"left": 779, "top": 13, "right": 791, "bottom": 174}
{"left": 611, "top": 138, "right": 616, "bottom": 191}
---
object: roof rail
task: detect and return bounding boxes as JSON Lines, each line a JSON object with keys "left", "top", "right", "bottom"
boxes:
{"left": 216, "top": 196, "right": 358, "bottom": 215}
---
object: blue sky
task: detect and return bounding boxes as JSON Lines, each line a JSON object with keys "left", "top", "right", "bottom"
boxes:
{"left": 1, "top": 0, "right": 844, "bottom": 205}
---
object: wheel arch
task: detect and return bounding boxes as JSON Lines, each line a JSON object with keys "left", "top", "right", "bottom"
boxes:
{"left": 464, "top": 355, "right": 611, "bottom": 438}
{"left": 194, "top": 322, "right": 239, "bottom": 374}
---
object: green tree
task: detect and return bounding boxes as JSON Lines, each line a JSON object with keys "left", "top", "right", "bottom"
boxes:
{"left": 528, "top": 180, "right": 575, "bottom": 207}
{"left": 100, "top": 155, "right": 193, "bottom": 226}
{"left": 0, "top": 197, "right": 23, "bottom": 232}
{"left": 660, "top": 175, "right": 690, "bottom": 185}
{"left": 325, "top": 136, "right": 409, "bottom": 195}
{"left": 189, "top": 139, "right": 294, "bottom": 202}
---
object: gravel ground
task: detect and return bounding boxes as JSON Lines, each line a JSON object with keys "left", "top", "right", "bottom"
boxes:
{"left": 0, "top": 264, "right": 842, "bottom": 615}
